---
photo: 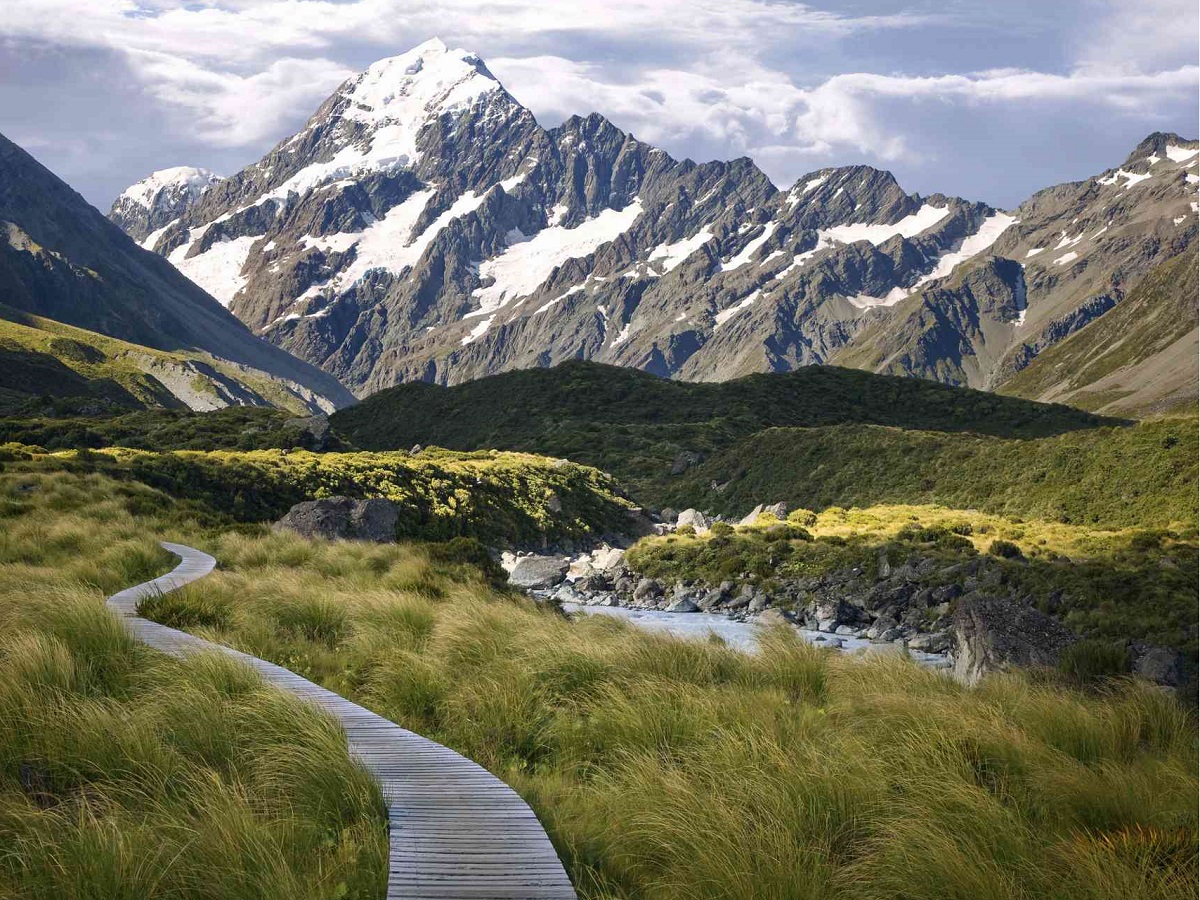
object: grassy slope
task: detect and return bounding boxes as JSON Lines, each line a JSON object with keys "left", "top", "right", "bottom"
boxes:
{"left": 4, "top": 465, "right": 1193, "bottom": 900}
{"left": 662, "top": 417, "right": 1198, "bottom": 530}
{"left": 0, "top": 407, "right": 337, "bottom": 453}
{"left": 0, "top": 305, "right": 327, "bottom": 416}
{"left": 3, "top": 445, "right": 632, "bottom": 545}
{"left": 0, "top": 472, "right": 386, "bottom": 899}
{"left": 331, "top": 361, "right": 1114, "bottom": 505}
{"left": 999, "top": 246, "right": 1199, "bottom": 416}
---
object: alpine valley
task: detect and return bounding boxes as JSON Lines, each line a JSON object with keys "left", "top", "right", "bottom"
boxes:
{"left": 1, "top": 26, "right": 1198, "bottom": 900}
{"left": 112, "top": 38, "right": 1199, "bottom": 414}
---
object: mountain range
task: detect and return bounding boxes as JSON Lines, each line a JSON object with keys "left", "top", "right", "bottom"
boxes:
{"left": 109, "top": 38, "right": 1198, "bottom": 415}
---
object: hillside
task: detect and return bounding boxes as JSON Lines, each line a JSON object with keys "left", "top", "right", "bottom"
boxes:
{"left": 999, "top": 245, "right": 1199, "bottom": 415}
{"left": 0, "top": 132, "right": 353, "bottom": 413}
{"left": 0, "top": 305, "right": 339, "bottom": 416}
{"left": 661, "top": 417, "right": 1198, "bottom": 530}
{"left": 6, "top": 444, "right": 632, "bottom": 545}
{"left": 331, "top": 360, "right": 1113, "bottom": 503}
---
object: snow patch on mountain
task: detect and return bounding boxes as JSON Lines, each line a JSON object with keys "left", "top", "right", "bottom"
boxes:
{"left": 713, "top": 289, "right": 761, "bottom": 328}
{"left": 914, "top": 212, "right": 1018, "bottom": 286}
{"left": 821, "top": 204, "right": 950, "bottom": 246}
{"left": 470, "top": 200, "right": 644, "bottom": 316}
{"left": 647, "top": 228, "right": 715, "bottom": 273}
{"left": 846, "top": 287, "right": 910, "bottom": 310}
{"left": 720, "top": 222, "right": 777, "bottom": 271}
{"left": 1165, "top": 144, "right": 1199, "bottom": 163}
{"left": 169, "top": 235, "right": 257, "bottom": 306}
{"left": 1097, "top": 168, "right": 1152, "bottom": 189}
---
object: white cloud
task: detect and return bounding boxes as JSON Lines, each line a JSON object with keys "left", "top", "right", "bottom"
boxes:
{"left": 1074, "top": 0, "right": 1200, "bottom": 74}
{"left": 1, "top": 0, "right": 1195, "bottom": 207}
{"left": 130, "top": 50, "right": 354, "bottom": 145}
{"left": 792, "top": 65, "right": 1200, "bottom": 160}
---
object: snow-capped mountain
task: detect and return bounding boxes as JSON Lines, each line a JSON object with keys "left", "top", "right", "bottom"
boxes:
{"left": 109, "top": 166, "right": 224, "bottom": 243}
{"left": 113, "top": 39, "right": 1199, "bottom": 408}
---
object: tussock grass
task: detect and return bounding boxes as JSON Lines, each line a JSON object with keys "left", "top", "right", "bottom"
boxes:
{"left": 0, "top": 474, "right": 387, "bottom": 899}
{"left": 3, "top": 468, "right": 1196, "bottom": 899}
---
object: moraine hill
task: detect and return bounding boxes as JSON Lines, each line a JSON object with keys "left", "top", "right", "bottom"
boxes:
{"left": 330, "top": 360, "right": 1116, "bottom": 504}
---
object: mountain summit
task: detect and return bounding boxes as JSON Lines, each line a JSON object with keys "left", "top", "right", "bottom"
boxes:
{"left": 113, "top": 40, "right": 1199, "bottom": 412}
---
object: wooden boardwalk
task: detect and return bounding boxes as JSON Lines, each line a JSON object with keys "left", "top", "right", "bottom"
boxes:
{"left": 108, "top": 541, "right": 577, "bottom": 900}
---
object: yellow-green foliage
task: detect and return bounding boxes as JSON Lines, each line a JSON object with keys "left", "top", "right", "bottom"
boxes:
{"left": 0, "top": 306, "right": 322, "bottom": 415}
{"left": 5, "top": 470, "right": 1197, "bottom": 900}
{"left": 11, "top": 445, "right": 632, "bottom": 543}
{"left": 628, "top": 503, "right": 1199, "bottom": 653}
{"left": 0, "top": 473, "right": 386, "bottom": 900}
{"left": 666, "top": 417, "right": 1198, "bottom": 531}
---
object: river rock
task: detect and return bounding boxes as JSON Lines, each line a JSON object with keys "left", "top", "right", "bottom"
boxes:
{"left": 666, "top": 597, "right": 700, "bottom": 613}
{"left": 633, "top": 578, "right": 664, "bottom": 603}
{"left": 508, "top": 556, "right": 569, "bottom": 590}
{"left": 952, "top": 594, "right": 1078, "bottom": 685}
{"left": 670, "top": 450, "right": 705, "bottom": 475}
{"left": 756, "top": 608, "right": 796, "bottom": 626}
{"left": 908, "top": 630, "right": 953, "bottom": 654}
{"left": 1130, "top": 643, "right": 1186, "bottom": 687}
{"left": 591, "top": 546, "right": 626, "bottom": 571}
{"left": 274, "top": 497, "right": 398, "bottom": 543}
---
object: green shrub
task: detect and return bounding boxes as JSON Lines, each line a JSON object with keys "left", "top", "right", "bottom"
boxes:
{"left": 989, "top": 539, "right": 1024, "bottom": 559}
{"left": 136, "top": 585, "right": 232, "bottom": 630}
{"left": 708, "top": 521, "right": 734, "bottom": 537}
{"left": 676, "top": 523, "right": 697, "bottom": 537}
{"left": 788, "top": 508, "right": 818, "bottom": 527}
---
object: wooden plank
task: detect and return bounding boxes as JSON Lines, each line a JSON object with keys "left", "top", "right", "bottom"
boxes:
{"left": 107, "top": 541, "right": 577, "bottom": 900}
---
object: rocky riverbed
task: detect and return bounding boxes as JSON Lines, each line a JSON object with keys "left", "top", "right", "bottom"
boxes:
{"left": 502, "top": 539, "right": 958, "bottom": 669}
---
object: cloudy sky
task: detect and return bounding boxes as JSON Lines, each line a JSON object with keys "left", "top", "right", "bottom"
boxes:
{"left": 2, "top": 0, "right": 1197, "bottom": 210}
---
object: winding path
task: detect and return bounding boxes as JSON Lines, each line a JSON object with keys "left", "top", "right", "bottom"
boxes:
{"left": 108, "top": 541, "right": 577, "bottom": 900}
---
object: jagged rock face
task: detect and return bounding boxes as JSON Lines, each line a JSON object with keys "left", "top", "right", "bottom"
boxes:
{"left": 109, "top": 167, "right": 224, "bottom": 244}
{"left": 109, "top": 168, "right": 224, "bottom": 244}
{"left": 273, "top": 497, "right": 399, "bottom": 542}
{"left": 952, "top": 594, "right": 1079, "bottom": 685}
{"left": 118, "top": 38, "right": 1198, "bottom": 398}
{"left": 837, "top": 132, "right": 1199, "bottom": 391}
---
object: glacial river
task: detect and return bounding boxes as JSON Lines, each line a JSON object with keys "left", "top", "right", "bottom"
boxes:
{"left": 561, "top": 602, "right": 952, "bottom": 668}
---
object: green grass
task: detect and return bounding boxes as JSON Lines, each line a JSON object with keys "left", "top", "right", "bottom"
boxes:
{"left": 662, "top": 417, "right": 1197, "bottom": 530}
{"left": 0, "top": 474, "right": 387, "bottom": 899}
{"left": 330, "top": 361, "right": 1113, "bottom": 505}
{"left": 0, "top": 407, "right": 342, "bottom": 453}
{"left": 5, "top": 468, "right": 1191, "bottom": 900}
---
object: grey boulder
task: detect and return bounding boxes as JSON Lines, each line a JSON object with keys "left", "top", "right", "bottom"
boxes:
{"left": 274, "top": 497, "right": 398, "bottom": 543}
{"left": 508, "top": 556, "right": 569, "bottom": 590}
{"left": 952, "top": 595, "right": 1078, "bottom": 685}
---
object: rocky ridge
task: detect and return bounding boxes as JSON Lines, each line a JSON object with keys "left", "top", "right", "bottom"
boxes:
{"left": 113, "top": 40, "right": 1196, "bottom": 404}
{"left": 110, "top": 167, "right": 224, "bottom": 244}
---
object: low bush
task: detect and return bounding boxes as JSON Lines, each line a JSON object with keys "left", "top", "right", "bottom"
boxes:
{"left": 989, "top": 538, "right": 1025, "bottom": 559}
